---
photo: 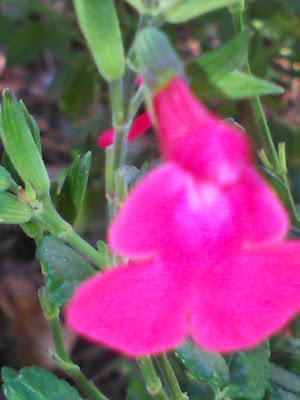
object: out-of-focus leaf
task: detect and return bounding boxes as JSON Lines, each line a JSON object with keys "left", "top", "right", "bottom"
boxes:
{"left": 270, "top": 337, "right": 300, "bottom": 376}
{"left": 55, "top": 152, "right": 91, "bottom": 225}
{"left": 268, "top": 383, "right": 300, "bottom": 400}
{"left": 165, "top": 0, "right": 240, "bottom": 23}
{"left": 175, "top": 340, "right": 230, "bottom": 389}
{"left": 6, "top": 21, "right": 48, "bottom": 66}
{"left": 191, "top": 71, "right": 284, "bottom": 100}
{"left": 187, "top": 31, "right": 251, "bottom": 81}
{"left": 225, "top": 342, "right": 270, "bottom": 400}
{"left": 36, "top": 235, "right": 95, "bottom": 306}
{"left": 59, "top": 55, "right": 100, "bottom": 120}
{"left": 269, "top": 363, "right": 300, "bottom": 396}
{"left": 2, "top": 365, "right": 83, "bottom": 400}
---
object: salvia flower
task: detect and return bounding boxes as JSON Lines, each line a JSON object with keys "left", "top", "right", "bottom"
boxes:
{"left": 98, "top": 111, "right": 152, "bottom": 149}
{"left": 66, "top": 76, "right": 300, "bottom": 356}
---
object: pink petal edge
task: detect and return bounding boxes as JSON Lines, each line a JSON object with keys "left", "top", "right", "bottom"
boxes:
{"left": 66, "top": 260, "right": 190, "bottom": 356}
{"left": 190, "top": 241, "right": 300, "bottom": 352}
{"left": 227, "top": 166, "right": 289, "bottom": 245}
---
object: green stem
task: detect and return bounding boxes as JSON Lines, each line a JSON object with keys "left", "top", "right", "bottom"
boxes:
{"left": 65, "top": 229, "right": 106, "bottom": 269}
{"left": 52, "top": 353, "right": 109, "bottom": 400}
{"left": 109, "top": 79, "right": 128, "bottom": 171}
{"left": 48, "top": 314, "right": 71, "bottom": 362}
{"left": 39, "top": 290, "right": 110, "bottom": 400}
{"left": 32, "top": 194, "right": 106, "bottom": 268}
{"left": 138, "top": 357, "right": 169, "bottom": 400}
{"left": 156, "top": 355, "right": 188, "bottom": 400}
{"left": 230, "top": 4, "right": 281, "bottom": 171}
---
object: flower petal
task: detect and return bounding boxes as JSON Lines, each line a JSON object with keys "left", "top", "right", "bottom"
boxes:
{"left": 109, "top": 162, "right": 241, "bottom": 263}
{"left": 153, "top": 77, "right": 251, "bottom": 184}
{"left": 98, "top": 112, "right": 152, "bottom": 149}
{"left": 227, "top": 166, "right": 289, "bottom": 244}
{"left": 65, "top": 260, "right": 189, "bottom": 356}
{"left": 190, "top": 242, "right": 300, "bottom": 352}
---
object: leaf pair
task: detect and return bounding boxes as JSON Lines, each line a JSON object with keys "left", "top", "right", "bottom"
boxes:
{"left": 187, "top": 32, "right": 284, "bottom": 100}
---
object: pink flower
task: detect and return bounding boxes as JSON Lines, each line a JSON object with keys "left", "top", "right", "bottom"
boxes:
{"left": 98, "top": 111, "right": 152, "bottom": 149}
{"left": 66, "top": 77, "right": 300, "bottom": 356}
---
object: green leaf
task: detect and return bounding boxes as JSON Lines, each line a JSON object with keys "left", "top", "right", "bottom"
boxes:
{"left": 192, "top": 71, "right": 284, "bottom": 100}
{"left": 0, "top": 166, "right": 12, "bottom": 191}
{"left": 0, "top": 90, "right": 50, "bottom": 196}
{"left": 55, "top": 152, "right": 92, "bottom": 225}
{"left": 268, "top": 383, "right": 300, "bottom": 400}
{"left": 73, "top": 0, "right": 125, "bottom": 81}
{"left": 270, "top": 363, "right": 300, "bottom": 396}
{"left": 165, "top": 0, "right": 240, "bottom": 23}
{"left": 6, "top": 21, "right": 48, "bottom": 66}
{"left": 0, "top": 191, "right": 32, "bottom": 224}
{"left": 2, "top": 365, "right": 83, "bottom": 400}
{"left": 226, "top": 342, "right": 270, "bottom": 400}
{"left": 270, "top": 337, "right": 300, "bottom": 376}
{"left": 175, "top": 340, "right": 230, "bottom": 389}
{"left": 59, "top": 54, "right": 100, "bottom": 120}
{"left": 187, "top": 31, "right": 251, "bottom": 82}
{"left": 36, "top": 235, "right": 95, "bottom": 306}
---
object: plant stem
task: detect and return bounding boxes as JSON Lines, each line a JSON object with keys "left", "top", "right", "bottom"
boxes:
{"left": 39, "top": 290, "right": 110, "bottom": 400}
{"left": 230, "top": 4, "right": 281, "bottom": 170}
{"left": 32, "top": 194, "right": 106, "bottom": 268}
{"left": 138, "top": 357, "right": 169, "bottom": 400}
{"left": 48, "top": 313, "right": 71, "bottom": 362}
{"left": 109, "top": 79, "right": 128, "bottom": 171}
{"left": 156, "top": 354, "right": 188, "bottom": 400}
{"left": 52, "top": 353, "right": 109, "bottom": 400}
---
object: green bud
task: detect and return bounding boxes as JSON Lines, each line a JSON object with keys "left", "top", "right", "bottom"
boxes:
{"left": 0, "top": 90, "right": 50, "bottom": 197}
{"left": 0, "top": 191, "right": 32, "bottom": 224}
{"left": 135, "top": 27, "right": 184, "bottom": 93}
{"left": 0, "top": 166, "right": 12, "bottom": 191}
{"left": 19, "top": 99, "right": 42, "bottom": 155}
{"left": 73, "top": 0, "right": 125, "bottom": 81}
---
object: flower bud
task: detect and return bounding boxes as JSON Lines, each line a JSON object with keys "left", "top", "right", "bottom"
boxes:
{"left": 73, "top": 0, "right": 125, "bottom": 81}
{"left": 0, "top": 90, "right": 50, "bottom": 197}
{"left": 135, "top": 27, "right": 184, "bottom": 93}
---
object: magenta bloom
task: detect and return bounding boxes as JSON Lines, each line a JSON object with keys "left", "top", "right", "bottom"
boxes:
{"left": 66, "top": 77, "right": 300, "bottom": 356}
{"left": 98, "top": 111, "right": 152, "bottom": 149}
